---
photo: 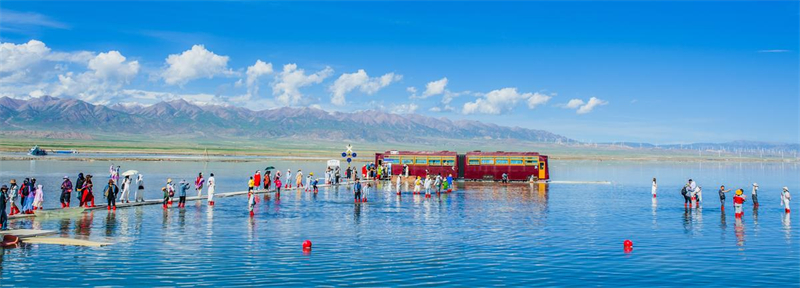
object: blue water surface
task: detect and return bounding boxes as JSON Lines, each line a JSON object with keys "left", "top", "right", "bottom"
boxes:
{"left": 1, "top": 159, "right": 798, "bottom": 287}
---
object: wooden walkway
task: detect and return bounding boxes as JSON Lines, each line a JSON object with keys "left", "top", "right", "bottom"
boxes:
{"left": 8, "top": 180, "right": 362, "bottom": 220}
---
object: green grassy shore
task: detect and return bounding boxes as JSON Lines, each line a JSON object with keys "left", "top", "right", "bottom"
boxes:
{"left": 1, "top": 136, "right": 797, "bottom": 163}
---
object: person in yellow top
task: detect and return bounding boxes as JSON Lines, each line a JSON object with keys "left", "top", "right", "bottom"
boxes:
{"left": 248, "top": 176, "right": 255, "bottom": 193}
{"left": 296, "top": 169, "right": 304, "bottom": 190}
{"left": 413, "top": 176, "right": 422, "bottom": 194}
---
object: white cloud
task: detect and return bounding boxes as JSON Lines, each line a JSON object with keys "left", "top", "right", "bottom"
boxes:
{"left": 576, "top": 97, "right": 607, "bottom": 114}
{"left": 120, "top": 89, "right": 221, "bottom": 106}
{"left": 0, "top": 40, "right": 92, "bottom": 85}
{"left": 462, "top": 88, "right": 552, "bottom": 115}
{"left": 1, "top": 10, "right": 70, "bottom": 30}
{"left": 757, "top": 49, "right": 790, "bottom": 53}
{"left": 329, "top": 69, "right": 402, "bottom": 106}
{"left": 391, "top": 103, "right": 419, "bottom": 114}
{"left": 161, "top": 45, "right": 231, "bottom": 86}
{"left": 406, "top": 86, "right": 417, "bottom": 94}
{"left": 564, "top": 99, "right": 585, "bottom": 109}
{"left": 245, "top": 60, "right": 273, "bottom": 97}
{"left": 88, "top": 51, "right": 139, "bottom": 83}
{"left": 421, "top": 77, "right": 447, "bottom": 98}
{"left": 272, "top": 63, "right": 333, "bottom": 106}
{"left": 49, "top": 51, "right": 140, "bottom": 104}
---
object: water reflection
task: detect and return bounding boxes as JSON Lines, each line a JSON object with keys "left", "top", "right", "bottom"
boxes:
{"left": 735, "top": 215, "right": 746, "bottom": 247}
{"left": 782, "top": 212, "right": 791, "bottom": 242}
{"left": 75, "top": 211, "right": 94, "bottom": 238}
{"left": 104, "top": 211, "right": 117, "bottom": 237}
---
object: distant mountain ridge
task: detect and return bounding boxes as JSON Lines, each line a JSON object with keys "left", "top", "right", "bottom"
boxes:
{"left": 0, "top": 96, "right": 574, "bottom": 143}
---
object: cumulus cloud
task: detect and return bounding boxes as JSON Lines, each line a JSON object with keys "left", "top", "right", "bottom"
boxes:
{"left": 329, "top": 69, "right": 402, "bottom": 106}
{"left": 245, "top": 60, "right": 273, "bottom": 97}
{"left": 272, "top": 63, "right": 333, "bottom": 106}
{"left": 161, "top": 45, "right": 231, "bottom": 86}
{"left": 391, "top": 103, "right": 419, "bottom": 114}
{"left": 462, "top": 88, "right": 552, "bottom": 115}
{"left": 564, "top": 99, "right": 585, "bottom": 109}
{"left": 0, "top": 40, "right": 92, "bottom": 85}
{"left": 576, "top": 97, "right": 607, "bottom": 114}
{"left": 420, "top": 77, "right": 447, "bottom": 98}
{"left": 49, "top": 50, "right": 140, "bottom": 104}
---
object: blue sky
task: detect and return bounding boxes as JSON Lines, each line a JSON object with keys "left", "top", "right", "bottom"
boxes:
{"left": 1, "top": 1, "right": 797, "bottom": 144}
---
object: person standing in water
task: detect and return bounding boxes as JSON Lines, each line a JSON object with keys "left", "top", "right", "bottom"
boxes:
{"left": 424, "top": 175, "right": 432, "bottom": 198}
{"left": 651, "top": 178, "right": 658, "bottom": 198}
{"left": 248, "top": 177, "right": 255, "bottom": 193}
{"left": 274, "top": 175, "right": 282, "bottom": 198}
{"left": 248, "top": 189, "right": 257, "bottom": 216}
{"left": 0, "top": 185, "right": 8, "bottom": 230}
{"left": 178, "top": 179, "right": 190, "bottom": 208}
{"left": 60, "top": 176, "right": 73, "bottom": 208}
{"left": 296, "top": 169, "right": 304, "bottom": 191}
{"left": 33, "top": 184, "right": 44, "bottom": 211}
{"left": 135, "top": 174, "right": 145, "bottom": 202}
{"left": 161, "top": 187, "right": 169, "bottom": 209}
{"left": 254, "top": 171, "right": 261, "bottom": 192}
{"left": 447, "top": 174, "right": 454, "bottom": 192}
{"left": 75, "top": 173, "right": 85, "bottom": 205}
{"left": 263, "top": 171, "right": 271, "bottom": 191}
{"left": 396, "top": 175, "right": 402, "bottom": 195}
{"left": 8, "top": 180, "right": 19, "bottom": 216}
{"left": 434, "top": 174, "right": 442, "bottom": 195}
{"left": 103, "top": 179, "right": 119, "bottom": 211}
{"left": 285, "top": 169, "right": 292, "bottom": 189}
{"left": 751, "top": 183, "right": 759, "bottom": 208}
{"left": 718, "top": 185, "right": 731, "bottom": 210}
{"left": 781, "top": 187, "right": 791, "bottom": 213}
{"left": 353, "top": 178, "right": 363, "bottom": 203}
{"left": 166, "top": 179, "right": 176, "bottom": 206}
{"left": 119, "top": 175, "right": 131, "bottom": 204}
{"left": 733, "top": 189, "right": 746, "bottom": 217}
{"left": 207, "top": 173, "right": 216, "bottom": 206}
{"left": 82, "top": 175, "right": 95, "bottom": 208}
{"left": 195, "top": 173, "right": 204, "bottom": 197}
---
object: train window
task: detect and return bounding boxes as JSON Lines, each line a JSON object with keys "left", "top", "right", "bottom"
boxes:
{"left": 540, "top": 162, "right": 545, "bottom": 169}
{"left": 442, "top": 158, "right": 455, "bottom": 166}
{"left": 401, "top": 157, "right": 414, "bottom": 165}
{"left": 495, "top": 158, "right": 509, "bottom": 165}
{"left": 415, "top": 157, "right": 427, "bottom": 165}
{"left": 468, "top": 158, "right": 480, "bottom": 165}
{"left": 525, "top": 157, "right": 538, "bottom": 166}
{"left": 429, "top": 158, "right": 442, "bottom": 166}
{"left": 509, "top": 158, "right": 523, "bottom": 165}
{"left": 480, "top": 158, "right": 494, "bottom": 165}
{"left": 384, "top": 157, "right": 400, "bottom": 164}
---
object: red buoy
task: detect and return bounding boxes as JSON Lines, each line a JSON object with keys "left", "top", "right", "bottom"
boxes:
{"left": 302, "top": 240, "right": 312, "bottom": 250}
{"left": 623, "top": 239, "right": 633, "bottom": 248}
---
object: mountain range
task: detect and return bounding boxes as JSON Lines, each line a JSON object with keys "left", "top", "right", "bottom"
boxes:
{"left": 0, "top": 96, "right": 573, "bottom": 143}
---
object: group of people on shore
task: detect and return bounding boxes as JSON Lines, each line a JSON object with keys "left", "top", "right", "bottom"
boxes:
{"left": 651, "top": 178, "right": 792, "bottom": 216}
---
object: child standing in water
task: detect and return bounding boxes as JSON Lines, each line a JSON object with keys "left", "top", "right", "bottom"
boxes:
{"left": 274, "top": 176, "right": 282, "bottom": 198}
{"left": 296, "top": 169, "right": 304, "bottom": 191}
{"left": 651, "top": 178, "right": 657, "bottom": 198}
{"left": 248, "top": 190, "right": 257, "bottom": 216}
{"left": 248, "top": 177, "right": 255, "bottom": 193}
{"left": 414, "top": 176, "right": 422, "bottom": 194}
{"left": 166, "top": 179, "right": 175, "bottom": 206}
{"left": 447, "top": 174, "right": 454, "bottom": 192}
{"left": 285, "top": 169, "right": 292, "bottom": 189}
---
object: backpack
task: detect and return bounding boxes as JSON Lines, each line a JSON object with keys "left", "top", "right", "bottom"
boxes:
{"left": 681, "top": 186, "right": 688, "bottom": 196}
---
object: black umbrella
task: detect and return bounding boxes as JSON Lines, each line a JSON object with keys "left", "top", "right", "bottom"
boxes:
{"left": 264, "top": 166, "right": 275, "bottom": 171}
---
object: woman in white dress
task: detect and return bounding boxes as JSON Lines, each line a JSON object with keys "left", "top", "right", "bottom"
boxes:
{"left": 207, "top": 173, "right": 216, "bottom": 206}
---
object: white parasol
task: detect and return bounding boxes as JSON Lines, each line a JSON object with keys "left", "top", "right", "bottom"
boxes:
{"left": 121, "top": 170, "right": 139, "bottom": 177}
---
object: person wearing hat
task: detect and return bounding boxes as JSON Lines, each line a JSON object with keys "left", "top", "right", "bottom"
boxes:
{"left": 8, "top": 179, "right": 19, "bottom": 216}
{"left": 733, "top": 189, "right": 747, "bottom": 217}
{"left": 103, "top": 179, "right": 119, "bottom": 210}
{"left": 782, "top": 187, "right": 791, "bottom": 213}
{"left": 166, "top": 178, "right": 175, "bottom": 206}
{"left": 295, "top": 169, "right": 304, "bottom": 191}
{"left": 1, "top": 185, "right": 9, "bottom": 230}
{"left": 311, "top": 173, "right": 319, "bottom": 193}
{"left": 161, "top": 187, "right": 169, "bottom": 209}
{"left": 60, "top": 176, "right": 73, "bottom": 208}
{"left": 305, "top": 172, "right": 313, "bottom": 192}
{"left": 207, "top": 173, "right": 216, "bottom": 206}
{"left": 81, "top": 175, "right": 95, "bottom": 208}
{"left": 751, "top": 183, "right": 759, "bottom": 208}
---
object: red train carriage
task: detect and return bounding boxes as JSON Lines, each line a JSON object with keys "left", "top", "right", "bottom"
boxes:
{"left": 463, "top": 151, "right": 549, "bottom": 181}
{"left": 375, "top": 151, "right": 458, "bottom": 178}
{"left": 375, "top": 150, "right": 550, "bottom": 181}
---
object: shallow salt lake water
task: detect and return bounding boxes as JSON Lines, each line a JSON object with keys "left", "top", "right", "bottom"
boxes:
{"left": 1, "top": 159, "right": 799, "bottom": 287}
